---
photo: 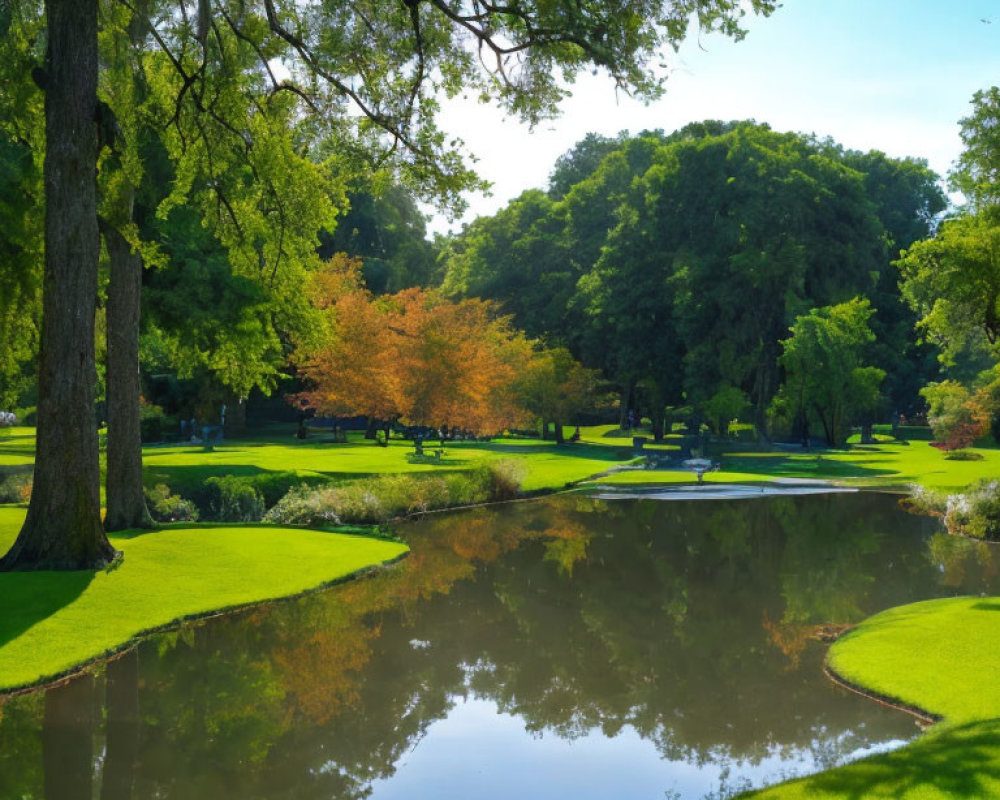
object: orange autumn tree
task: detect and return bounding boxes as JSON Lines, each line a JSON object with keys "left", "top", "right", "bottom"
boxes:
{"left": 294, "top": 254, "right": 401, "bottom": 422}
{"left": 295, "top": 255, "right": 532, "bottom": 434}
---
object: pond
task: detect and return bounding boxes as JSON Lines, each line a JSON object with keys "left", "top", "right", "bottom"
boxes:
{"left": 1, "top": 492, "right": 998, "bottom": 800}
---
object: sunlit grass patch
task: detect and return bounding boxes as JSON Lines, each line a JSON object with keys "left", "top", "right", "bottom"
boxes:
{"left": 740, "top": 596, "right": 1000, "bottom": 800}
{"left": 0, "top": 506, "right": 406, "bottom": 694}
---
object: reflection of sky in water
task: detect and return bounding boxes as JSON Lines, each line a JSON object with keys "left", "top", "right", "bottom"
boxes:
{"left": 592, "top": 485, "right": 859, "bottom": 502}
{"left": 367, "top": 697, "right": 911, "bottom": 800}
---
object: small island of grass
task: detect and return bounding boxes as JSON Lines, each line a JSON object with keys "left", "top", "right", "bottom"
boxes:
{"left": 740, "top": 596, "right": 1000, "bottom": 799}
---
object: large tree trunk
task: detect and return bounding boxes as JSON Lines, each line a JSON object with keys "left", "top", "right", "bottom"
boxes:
{"left": 104, "top": 217, "right": 153, "bottom": 531}
{"left": 1, "top": 0, "right": 117, "bottom": 571}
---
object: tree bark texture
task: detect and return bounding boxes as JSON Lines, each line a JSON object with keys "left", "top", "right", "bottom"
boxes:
{"left": 0, "top": 0, "right": 117, "bottom": 570}
{"left": 104, "top": 219, "right": 153, "bottom": 531}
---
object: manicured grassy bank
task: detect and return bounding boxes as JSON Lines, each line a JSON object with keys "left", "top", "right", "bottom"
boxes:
{"left": 590, "top": 439, "right": 1000, "bottom": 492}
{"left": 0, "top": 427, "right": 36, "bottom": 467}
{"left": 0, "top": 507, "right": 406, "bottom": 694}
{"left": 4, "top": 425, "right": 1000, "bottom": 497}
{"left": 139, "top": 434, "right": 635, "bottom": 494}
{"left": 740, "top": 597, "right": 1000, "bottom": 799}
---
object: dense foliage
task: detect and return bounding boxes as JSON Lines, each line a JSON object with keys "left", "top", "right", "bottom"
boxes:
{"left": 441, "top": 121, "right": 945, "bottom": 439}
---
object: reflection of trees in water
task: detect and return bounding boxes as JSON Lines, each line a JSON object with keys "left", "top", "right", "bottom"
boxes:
{"left": 0, "top": 691, "right": 43, "bottom": 798}
{"left": 926, "top": 531, "right": 1000, "bottom": 590}
{"left": 1, "top": 494, "right": 996, "bottom": 799}
{"left": 455, "top": 496, "right": 915, "bottom": 767}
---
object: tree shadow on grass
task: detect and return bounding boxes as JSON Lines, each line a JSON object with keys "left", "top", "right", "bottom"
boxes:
{"left": 479, "top": 442, "right": 633, "bottom": 462}
{"left": 0, "top": 569, "right": 94, "bottom": 649}
{"left": 786, "top": 719, "right": 1000, "bottom": 799}
{"left": 720, "top": 453, "right": 901, "bottom": 483}
{"left": 143, "top": 463, "right": 272, "bottom": 487}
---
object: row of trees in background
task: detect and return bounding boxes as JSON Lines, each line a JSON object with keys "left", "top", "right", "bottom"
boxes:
{"left": 1, "top": 0, "right": 776, "bottom": 569}
{"left": 439, "top": 120, "right": 949, "bottom": 445}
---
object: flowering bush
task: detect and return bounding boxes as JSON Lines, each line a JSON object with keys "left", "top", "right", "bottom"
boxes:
{"left": 0, "top": 473, "right": 31, "bottom": 503}
{"left": 264, "top": 461, "right": 524, "bottom": 526}
{"left": 906, "top": 480, "right": 1000, "bottom": 540}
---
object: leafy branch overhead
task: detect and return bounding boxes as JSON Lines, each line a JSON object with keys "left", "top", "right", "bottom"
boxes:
{"left": 104, "top": 0, "right": 775, "bottom": 214}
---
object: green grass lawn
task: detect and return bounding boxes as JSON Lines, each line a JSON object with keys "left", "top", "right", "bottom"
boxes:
{"left": 4, "top": 424, "right": 1000, "bottom": 797}
{"left": 4, "top": 425, "right": 999, "bottom": 496}
{"left": 588, "top": 440, "right": 1000, "bottom": 492}
{"left": 741, "top": 597, "right": 1000, "bottom": 799}
{"left": 140, "top": 432, "right": 637, "bottom": 494}
{"left": 0, "top": 427, "right": 37, "bottom": 468}
{"left": 0, "top": 506, "right": 406, "bottom": 694}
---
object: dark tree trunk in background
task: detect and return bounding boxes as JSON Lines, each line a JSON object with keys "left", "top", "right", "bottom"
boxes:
{"left": 553, "top": 421, "right": 565, "bottom": 443}
{"left": 104, "top": 216, "right": 154, "bottom": 531}
{"left": 1, "top": 0, "right": 117, "bottom": 570}
{"left": 618, "top": 386, "right": 630, "bottom": 430}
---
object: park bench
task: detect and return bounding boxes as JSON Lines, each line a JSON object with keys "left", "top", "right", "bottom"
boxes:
{"left": 412, "top": 439, "right": 445, "bottom": 460}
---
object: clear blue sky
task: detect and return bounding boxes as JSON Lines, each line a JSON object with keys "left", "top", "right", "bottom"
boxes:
{"left": 430, "top": 0, "right": 1000, "bottom": 234}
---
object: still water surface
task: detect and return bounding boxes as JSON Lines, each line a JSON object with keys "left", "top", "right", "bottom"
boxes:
{"left": 1, "top": 492, "right": 998, "bottom": 800}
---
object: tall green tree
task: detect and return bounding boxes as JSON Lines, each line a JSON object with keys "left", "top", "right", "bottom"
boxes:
{"left": 440, "top": 189, "right": 574, "bottom": 339}
{"left": 318, "top": 186, "right": 438, "bottom": 293}
{"left": 3, "top": 0, "right": 776, "bottom": 570}
{"left": 547, "top": 131, "right": 624, "bottom": 199}
{"left": 774, "top": 298, "right": 885, "bottom": 446}
{"left": 951, "top": 86, "right": 1000, "bottom": 212}
{"left": 897, "top": 213, "right": 1000, "bottom": 366}
{"left": 514, "top": 346, "right": 602, "bottom": 442}
{"left": 1, "top": 0, "right": 118, "bottom": 569}
{"left": 583, "top": 123, "right": 885, "bottom": 438}
{"left": 0, "top": 3, "right": 44, "bottom": 411}
{"left": 896, "top": 85, "right": 1000, "bottom": 434}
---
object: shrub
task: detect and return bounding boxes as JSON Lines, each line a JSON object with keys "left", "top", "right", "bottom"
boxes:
{"left": 944, "top": 449, "right": 985, "bottom": 461}
{"left": 920, "top": 381, "right": 985, "bottom": 450}
{"left": 205, "top": 476, "right": 266, "bottom": 522}
{"left": 949, "top": 480, "right": 1000, "bottom": 540}
{"left": 139, "top": 401, "right": 169, "bottom": 443}
{"left": 265, "top": 461, "right": 524, "bottom": 526}
{"left": 145, "top": 484, "right": 200, "bottom": 522}
{"left": 13, "top": 406, "right": 35, "bottom": 426}
{"left": 263, "top": 484, "right": 341, "bottom": 527}
{"left": 468, "top": 459, "right": 525, "bottom": 503}
{"left": 906, "top": 480, "right": 1000, "bottom": 540}
{"left": 244, "top": 471, "right": 315, "bottom": 508}
{"left": 0, "top": 473, "right": 32, "bottom": 504}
